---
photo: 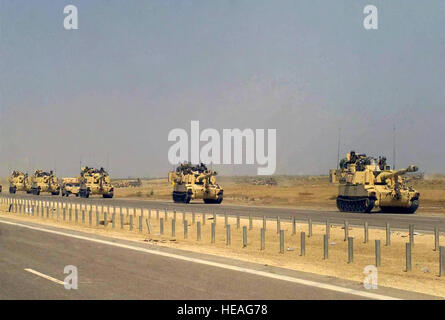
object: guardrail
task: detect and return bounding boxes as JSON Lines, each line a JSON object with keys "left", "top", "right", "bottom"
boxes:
{"left": 0, "top": 194, "right": 444, "bottom": 277}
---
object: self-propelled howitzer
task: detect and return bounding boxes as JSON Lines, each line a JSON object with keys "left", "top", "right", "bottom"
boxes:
{"left": 337, "top": 164, "right": 420, "bottom": 214}
{"left": 168, "top": 163, "right": 223, "bottom": 204}
{"left": 8, "top": 171, "right": 32, "bottom": 194}
{"left": 78, "top": 166, "right": 114, "bottom": 198}
{"left": 30, "top": 170, "right": 61, "bottom": 195}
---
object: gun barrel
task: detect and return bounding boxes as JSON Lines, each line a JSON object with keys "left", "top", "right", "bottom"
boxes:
{"left": 196, "top": 172, "right": 211, "bottom": 181}
{"left": 378, "top": 165, "right": 418, "bottom": 180}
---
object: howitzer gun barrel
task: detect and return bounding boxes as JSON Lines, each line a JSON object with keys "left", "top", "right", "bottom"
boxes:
{"left": 196, "top": 172, "right": 212, "bottom": 181}
{"left": 378, "top": 165, "right": 418, "bottom": 181}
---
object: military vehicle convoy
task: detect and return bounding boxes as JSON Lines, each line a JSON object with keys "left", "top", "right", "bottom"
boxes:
{"left": 78, "top": 166, "right": 114, "bottom": 198}
{"left": 8, "top": 171, "right": 32, "bottom": 194}
{"left": 330, "top": 151, "right": 420, "bottom": 214}
{"left": 61, "top": 177, "right": 80, "bottom": 197}
{"left": 7, "top": 167, "right": 113, "bottom": 198}
{"left": 168, "top": 163, "right": 223, "bottom": 204}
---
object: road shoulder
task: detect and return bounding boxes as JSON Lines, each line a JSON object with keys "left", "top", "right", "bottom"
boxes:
{"left": 0, "top": 216, "right": 439, "bottom": 300}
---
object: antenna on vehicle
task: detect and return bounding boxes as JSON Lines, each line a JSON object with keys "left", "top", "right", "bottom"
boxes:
{"left": 393, "top": 124, "right": 396, "bottom": 170}
{"left": 336, "top": 128, "right": 341, "bottom": 169}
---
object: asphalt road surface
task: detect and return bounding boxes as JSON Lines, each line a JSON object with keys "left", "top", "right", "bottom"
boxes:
{"left": 3, "top": 193, "right": 445, "bottom": 233}
{"left": 0, "top": 218, "right": 437, "bottom": 300}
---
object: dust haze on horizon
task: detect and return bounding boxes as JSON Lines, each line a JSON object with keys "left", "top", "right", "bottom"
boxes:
{"left": 1, "top": 1, "right": 444, "bottom": 179}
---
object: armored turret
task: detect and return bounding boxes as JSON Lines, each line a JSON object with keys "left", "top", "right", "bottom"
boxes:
{"left": 376, "top": 165, "right": 418, "bottom": 182}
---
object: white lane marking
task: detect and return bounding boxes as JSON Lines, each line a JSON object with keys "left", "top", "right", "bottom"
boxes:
{"left": 24, "top": 268, "right": 65, "bottom": 285}
{"left": 2, "top": 219, "right": 399, "bottom": 300}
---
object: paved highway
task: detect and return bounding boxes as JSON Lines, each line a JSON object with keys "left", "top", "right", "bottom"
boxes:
{"left": 3, "top": 193, "right": 445, "bottom": 233}
{"left": 0, "top": 217, "right": 437, "bottom": 299}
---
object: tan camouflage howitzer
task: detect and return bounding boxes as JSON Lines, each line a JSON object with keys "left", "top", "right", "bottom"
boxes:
{"left": 8, "top": 171, "right": 32, "bottom": 194}
{"left": 78, "top": 166, "right": 114, "bottom": 198}
{"left": 168, "top": 164, "right": 223, "bottom": 204}
{"left": 337, "top": 164, "right": 420, "bottom": 213}
{"left": 30, "top": 170, "right": 60, "bottom": 195}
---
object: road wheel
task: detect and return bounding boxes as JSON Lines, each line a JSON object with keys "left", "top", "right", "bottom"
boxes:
{"left": 173, "top": 192, "right": 186, "bottom": 203}
{"left": 405, "top": 199, "right": 419, "bottom": 214}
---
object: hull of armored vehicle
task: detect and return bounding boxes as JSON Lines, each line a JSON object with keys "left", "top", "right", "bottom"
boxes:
{"left": 79, "top": 183, "right": 114, "bottom": 198}
{"left": 9, "top": 183, "right": 29, "bottom": 194}
{"left": 31, "top": 181, "right": 60, "bottom": 195}
{"left": 337, "top": 184, "right": 419, "bottom": 213}
{"left": 172, "top": 184, "right": 223, "bottom": 204}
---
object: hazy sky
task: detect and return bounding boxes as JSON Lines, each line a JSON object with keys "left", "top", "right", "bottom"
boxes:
{"left": 1, "top": 0, "right": 444, "bottom": 178}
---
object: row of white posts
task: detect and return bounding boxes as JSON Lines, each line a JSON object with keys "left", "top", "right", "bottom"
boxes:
{"left": 1, "top": 195, "right": 444, "bottom": 276}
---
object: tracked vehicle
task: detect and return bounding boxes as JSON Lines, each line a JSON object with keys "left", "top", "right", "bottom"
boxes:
{"left": 331, "top": 151, "right": 420, "bottom": 214}
{"left": 30, "top": 170, "right": 61, "bottom": 195}
{"left": 78, "top": 166, "right": 114, "bottom": 198}
{"left": 168, "top": 163, "right": 223, "bottom": 204}
{"left": 8, "top": 171, "right": 32, "bottom": 194}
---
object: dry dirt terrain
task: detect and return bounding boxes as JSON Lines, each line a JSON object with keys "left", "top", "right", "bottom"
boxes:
{"left": 113, "top": 175, "right": 445, "bottom": 216}
{"left": 1, "top": 201, "right": 444, "bottom": 298}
